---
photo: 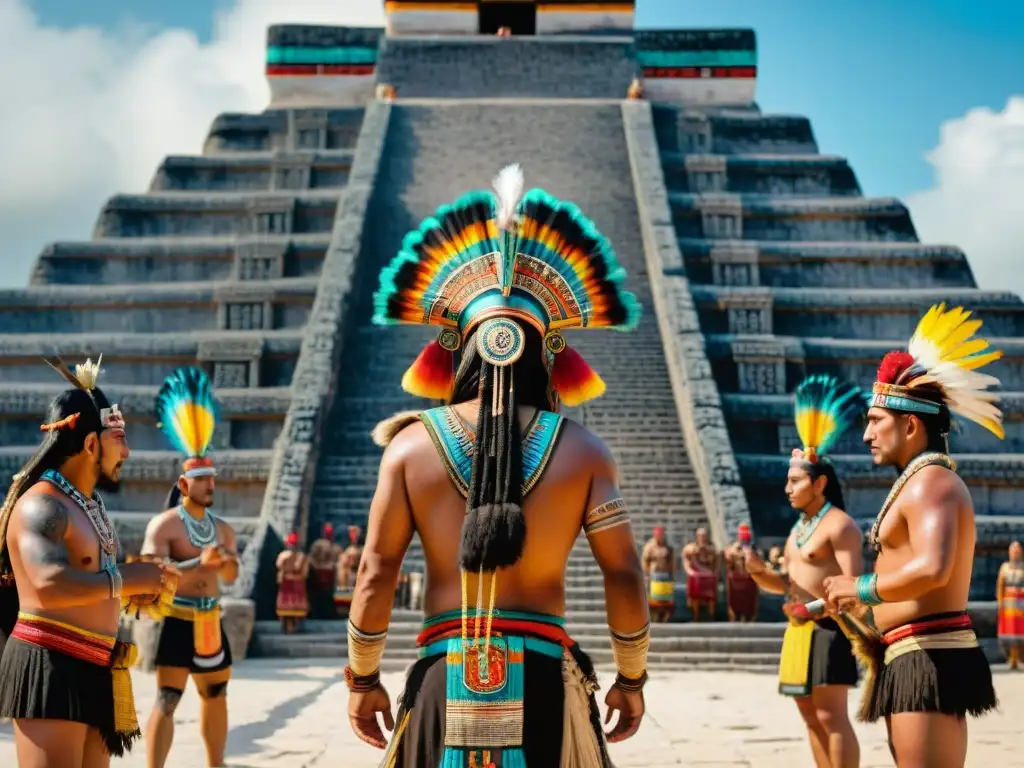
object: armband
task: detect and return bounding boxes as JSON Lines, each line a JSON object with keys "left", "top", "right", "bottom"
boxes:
{"left": 584, "top": 498, "right": 630, "bottom": 537}
{"left": 610, "top": 622, "right": 650, "bottom": 682}
{"left": 855, "top": 574, "right": 883, "bottom": 606}
{"left": 347, "top": 621, "right": 388, "bottom": 679}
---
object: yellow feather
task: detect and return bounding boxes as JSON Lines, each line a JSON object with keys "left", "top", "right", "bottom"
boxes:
{"left": 958, "top": 349, "right": 1003, "bottom": 371}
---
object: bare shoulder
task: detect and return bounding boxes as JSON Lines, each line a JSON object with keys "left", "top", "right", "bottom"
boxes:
{"left": 682, "top": 541, "right": 698, "bottom": 555}
{"left": 144, "top": 508, "right": 182, "bottom": 536}
{"left": 905, "top": 465, "right": 970, "bottom": 508}
{"left": 828, "top": 507, "right": 862, "bottom": 536}
{"left": 15, "top": 485, "right": 71, "bottom": 540}
{"left": 557, "top": 417, "right": 615, "bottom": 469}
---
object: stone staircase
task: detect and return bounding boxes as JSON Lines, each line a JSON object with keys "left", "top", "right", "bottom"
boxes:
{"left": 308, "top": 101, "right": 711, "bottom": 557}
{"left": 650, "top": 104, "right": 1024, "bottom": 597}
{"left": 0, "top": 105, "right": 368, "bottom": 554}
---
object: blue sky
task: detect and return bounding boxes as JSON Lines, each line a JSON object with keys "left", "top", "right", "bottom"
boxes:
{"left": 26, "top": 0, "right": 1024, "bottom": 200}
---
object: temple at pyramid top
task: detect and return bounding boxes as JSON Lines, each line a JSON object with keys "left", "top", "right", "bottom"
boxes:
{"left": 384, "top": 0, "right": 635, "bottom": 36}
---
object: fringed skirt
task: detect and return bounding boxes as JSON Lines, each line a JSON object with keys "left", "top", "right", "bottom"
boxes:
{"left": 381, "top": 611, "right": 613, "bottom": 768}
{"left": 861, "top": 611, "right": 998, "bottom": 722}
{"left": 0, "top": 616, "right": 141, "bottom": 757}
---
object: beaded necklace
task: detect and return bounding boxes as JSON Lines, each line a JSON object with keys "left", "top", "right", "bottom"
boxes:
{"left": 40, "top": 469, "right": 117, "bottom": 566}
{"left": 791, "top": 501, "right": 832, "bottom": 549}
{"left": 868, "top": 452, "right": 956, "bottom": 554}
{"left": 177, "top": 504, "right": 217, "bottom": 548}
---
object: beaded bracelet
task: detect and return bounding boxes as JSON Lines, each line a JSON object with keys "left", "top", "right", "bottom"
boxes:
{"left": 344, "top": 666, "right": 381, "bottom": 693}
{"left": 615, "top": 670, "right": 648, "bottom": 694}
{"left": 855, "top": 573, "right": 883, "bottom": 606}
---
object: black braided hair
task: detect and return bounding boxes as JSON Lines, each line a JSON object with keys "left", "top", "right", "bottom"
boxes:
{"left": 0, "top": 386, "right": 112, "bottom": 635}
{"left": 451, "top": 325, "right": 549, "bottom": 572}
{"left": 805, "top": 459, "right": 847, "bottom": 512}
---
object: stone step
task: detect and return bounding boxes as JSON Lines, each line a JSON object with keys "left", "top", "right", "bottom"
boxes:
{"left": 203, "top": 108, "right": 367, "bottom": 154}
{"left": 653, "top": 109, "right": 818, "bottom": 156}
{"left": 152, "top": 152, "right": 353, "bottom": 194}
{"left": 661, "top": 152, "right": 859, "bottom": 198}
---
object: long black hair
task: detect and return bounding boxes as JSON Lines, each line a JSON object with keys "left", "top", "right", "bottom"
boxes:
{"left": 805, "top": 459, "right": 847, "bottom": 512}
{"left": 452, "top": 323, "right": 551, "bottom": 572}
{"left": 0, "top": 386, "right": 111, "bottom": 635}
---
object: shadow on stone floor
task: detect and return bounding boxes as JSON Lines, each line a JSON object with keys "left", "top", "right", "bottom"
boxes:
{"left": 225, "top": 673, "right": 343, "bottom": 760}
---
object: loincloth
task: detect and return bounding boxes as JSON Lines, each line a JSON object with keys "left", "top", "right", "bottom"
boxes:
{"left": 155, "top": 596, "right": 232, "bottom": 673}
{"left": 0, "top": 612, "right": 140, "bottom": 756}
{"left": 380, "top": 610, "right": 613, "bottom": 768}
{"left": 859, "top": 611, "right": 998, "bottom": 722}
{"left": 998, "top": 585, "right": 1024, "bottom": 646}
{"left": 276, "top": 575, "right": 309, "bottom": 619}
{"left": 649, "top": 571, "right": 675, "bottom": 608}
{"left": 686, "top": 571, "right": 717, "bottom": 603}
{"left": 778, "top": 617, "right": 860, "bottom": 697}
{"left": 726, "top": 572, "right": 758, "bottom": 617}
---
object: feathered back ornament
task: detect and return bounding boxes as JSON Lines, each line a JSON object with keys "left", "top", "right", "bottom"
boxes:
{"left": 872, "top": 303, "right": 1004, "bottom": 439}
{"left": 371, "top": 164, "right": 642, "bottom": 405}
{"left": 792, "top": 374, "right": 870, "bottom": 466}
{"left": 155, "top": 367, "right": 219, "bottom": 477}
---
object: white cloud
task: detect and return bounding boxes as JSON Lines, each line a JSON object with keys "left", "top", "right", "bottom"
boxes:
{"left": 907, "top": 97, "right": 1024, "bottom": 300}
{"left": 0, "top": 0, "right": 385, "bottom": 286}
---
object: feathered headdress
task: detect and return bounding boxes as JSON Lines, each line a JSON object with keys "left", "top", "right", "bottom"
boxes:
{"left": 372, "top": 163, "right": 642, "bottom": 406}
{"left": 155, "top": 367, "right": 219, "bottom": 478}
{"left": 41, "top": 355, "right": 124, "bottom": 432}
{"left": 872, "top": 303, "right": 1004, "bottom": 439}
{"left": 791, "top": 374, "right": 870, "bottom": 467}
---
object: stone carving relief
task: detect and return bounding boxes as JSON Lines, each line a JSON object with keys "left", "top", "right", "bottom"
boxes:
{"left": 292, "top": 110, "right": 328, "bottom": 151}
{"left": 679, "top": 115, "right": 712, "bottom": 155}
{"left": 685, "top": 155, "right": 727, "bottom": 193}
{"left": 698, "top": 194, "right": 743, "bottom": 240}
{"left": 722, "top": 294, "right": 773, "bottom": 336}
{"left": 212, "top": 361, "right": 251, "bottom": 389}
{"left": 732, "top": 340, "right": 787, "bottom": 395}
{"left": 225, "top": 302, "right": 266, "bottom": 331}
{"left": 710, "top": 243, "right": 760, "bottom": 287}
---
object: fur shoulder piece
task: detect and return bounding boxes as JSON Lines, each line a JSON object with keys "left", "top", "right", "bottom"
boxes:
{"left": 371, "top": 410, "right": 424, "bottom": 448}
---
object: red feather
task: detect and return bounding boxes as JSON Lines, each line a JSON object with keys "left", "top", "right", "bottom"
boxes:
{"left": 550, "top": 343, "right": 605, "bottom": 406}
{"left": 876, "top": 351, "right": 914, "bottom": 385}
{"left": 401, "top": 339, "right": 455, "bottom": 400}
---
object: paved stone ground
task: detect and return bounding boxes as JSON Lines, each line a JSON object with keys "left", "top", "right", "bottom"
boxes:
{"left": 1, "top": 660, "right": 1021, "bottom": 766}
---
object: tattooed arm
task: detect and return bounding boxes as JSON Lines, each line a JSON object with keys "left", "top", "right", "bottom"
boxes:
{"left": 13, "top": 491, "right": 113, "bottom": 607}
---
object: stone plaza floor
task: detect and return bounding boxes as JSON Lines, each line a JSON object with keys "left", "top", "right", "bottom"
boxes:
{"left": 1, "top": 659, "right": 1021, "bottom": 766}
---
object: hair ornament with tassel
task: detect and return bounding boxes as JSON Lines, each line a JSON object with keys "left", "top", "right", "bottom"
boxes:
{"left": 871, "top": 303, "right": 1004, "bottom": 439}
{"left": 791, "top": 374, "right": 870, "bottom": 468}
{"left": 155, "top": 367, "right": 219, "bottom": 480}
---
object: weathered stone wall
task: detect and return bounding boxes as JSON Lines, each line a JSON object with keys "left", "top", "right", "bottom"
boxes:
{"left": 375, "top": 36, "right": 637, "bottom": 99}
{"left": 663, "top": 154, "right": 860, "bottom": 197}
{"left": 233, "top": 101, "right": 392, "bottom": 612}
{"left": 621, "top": 100, "right": 750, "bottom": 548}
{"left": 203, "top": 109, "right": 367, "bottom": 155}
{"left": 654, "top": 108, "right": 818, "bottom": 156}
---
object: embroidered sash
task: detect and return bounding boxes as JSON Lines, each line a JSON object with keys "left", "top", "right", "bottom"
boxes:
{"left": 420, "top": 407, "right": 564, "bottom": 498}
{"left": 164, "top": 596, "right": 226, "bottom": 668}
{"left": 778, "top": 619, "right": 816, "bottom": 697}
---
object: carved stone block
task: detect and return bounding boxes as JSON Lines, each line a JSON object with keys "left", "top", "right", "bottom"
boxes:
{"left": 272, "top": 156, "right": 313, "bottom": 191}
{"left": 236, "top": 240, "right": 288, "bottom": 281}
{"left": 679, "top": 114, "right": 712, "bottom": 155}
{"left": 291, "top": 110, "right": 328, "bottom": 151}
{"left": 710, "top": 243, "right": 760, "bottom": 286}
{"left": 211, "top": 361, "right": 251, "bottom": 389}
{"left": 684, "top": 154, "right": 727, "bottom": 193}
{"left": 224, "top": 302, "right": 267, "bottom": 331}
{"left": 698, "top": 193, "right": 743, "bottom": 240}
{"left": 248, "top": 197, "right": 295, "bottom": 236}
{"left": 732, "top": 339, "right": 787, "bottom": 395}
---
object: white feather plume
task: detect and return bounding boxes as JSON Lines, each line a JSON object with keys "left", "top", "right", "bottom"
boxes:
{"left": 492, "top": 163, "right": 524, "bottom": 232}
{"left": 74, "top": 355, "right": 103, "bottom": 391}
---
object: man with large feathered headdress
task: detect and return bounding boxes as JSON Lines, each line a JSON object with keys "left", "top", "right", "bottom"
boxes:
{"left": 140, "top": 366, "right": 239, "bottom": 768}
{"left": 344, "top": 165, "right": 651, "bottom": 766}
{"left": 823, "top": 304, "right": 1000, "bottom": 764}
{"left": 0, "top": 357, "right": 174, "bottom": 763}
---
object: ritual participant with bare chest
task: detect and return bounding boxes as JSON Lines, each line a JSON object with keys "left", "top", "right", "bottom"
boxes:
{"left": 0, "top": 357, "right": 174, "bottom": 767}
{"left": 333, "top": 525, "right": 363, "bottom": 617}
{"left": 824, "top": 305, "right": 1000, "bottom": 767}
{"left": 140, "top": 368, "right": 239, "bottom": 768}
{"left": 682, "top": 528, "right": 718, "bottom": 620}
{"left": 307, "top": 523, "right": 340, "bottom": 618}
{"left": 723, "top": 523, "right": 757, "bottom": 622}
{"left": 998, "top": 540, "right": 1024, "bottom": 670}
{"left": 746, "top": 374, "right": 867, "bottom": 768}
{"left": 642, "top": 526, "right": 675, "bottom": 622}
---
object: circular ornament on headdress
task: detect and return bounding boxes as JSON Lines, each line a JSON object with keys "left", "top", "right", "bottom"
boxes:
{"left": 477, "top": 317, "right": 525, "bottom": 367}
{"left": 437, "top": 328, "right": 461, "bottom": 352}
{"left": 544, "top": 331, "right": 566, "bottom": 355}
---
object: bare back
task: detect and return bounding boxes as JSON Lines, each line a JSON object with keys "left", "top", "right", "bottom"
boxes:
{"left": 872, "top": 465, "right": 975, "bottom": 631}
{"left": 784, "top": 506, "right": 863, "bottom": 604}
{"left": 6, "top": 483, "right": 120, "bottom": 636}
{"left": 395, "top": 405, "right": 605, "bottom": 618}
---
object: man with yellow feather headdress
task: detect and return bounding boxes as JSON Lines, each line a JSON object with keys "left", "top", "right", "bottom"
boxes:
{"left": 140, "top": 367, "right": 239, "bottom": 768}
{"left": 345, "top": 164, "right": 651, "bottom": 766}
{"left": 744, "top": 373, "right": 867, "bottom": 768}
{"left": 0, "top": 357, "right": 175, "bottom": 765}
{"left": 823, "top": 304, "right": 1000, "bottom": 767}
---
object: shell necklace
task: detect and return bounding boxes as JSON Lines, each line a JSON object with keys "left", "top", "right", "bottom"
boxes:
{"left": 177, "top": 504, "right": 217, "bottom": 548}
{"left": 791, "top": 501, "right": 832, "bottom": 549}
{"left": 41, "top": 469, "right": 117, "bottom": 566}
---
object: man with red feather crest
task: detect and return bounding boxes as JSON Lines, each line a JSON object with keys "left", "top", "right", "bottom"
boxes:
{"left": 824, "top": 303, "right": 1000, "bottom": 767}
{"left": 344, "top": 164, "right": 651, "bottom": 766}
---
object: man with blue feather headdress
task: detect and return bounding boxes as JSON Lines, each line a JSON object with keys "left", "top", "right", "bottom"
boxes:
{"left": 345, "top": 165, "right": 651, "bottom": 766}
{"left": 140, "top": 367, "right": 239, "bottom": 768}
